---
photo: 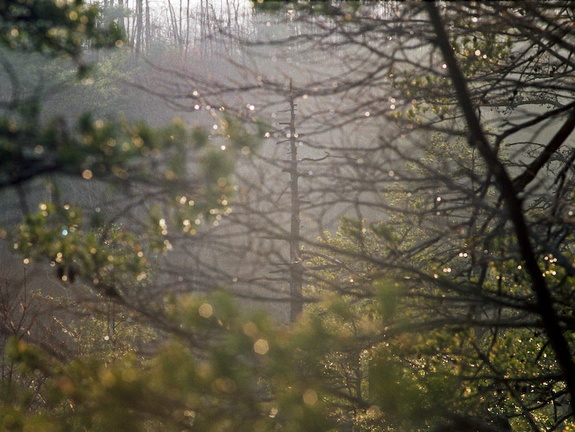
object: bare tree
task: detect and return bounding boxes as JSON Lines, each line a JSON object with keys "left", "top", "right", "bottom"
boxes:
{"left": 136, "top": 1, "right": 575, "bottom": 428}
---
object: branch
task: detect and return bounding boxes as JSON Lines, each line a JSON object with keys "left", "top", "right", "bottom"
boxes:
{"left": 512, "top": 108, "right": 575, "bottom": 193}
{"left": 425, "top": 1, "right": 575, "bottom": 415}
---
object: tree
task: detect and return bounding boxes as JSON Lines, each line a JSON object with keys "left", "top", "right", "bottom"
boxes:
{"left": 4, "top": 1, "right": 575, "bottom": 432}
{"left": 245, "top": 2, "right": 575, "bottom": 430}
{"left": 146, "top": 1, "right": 575, "bottom": 429}
{"left": 0, "top": 1, "right": 263, "bottom": 428}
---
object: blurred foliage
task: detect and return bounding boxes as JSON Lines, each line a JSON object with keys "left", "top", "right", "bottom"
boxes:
{"left": 0, "top": 2, "right": 266, "bottom": 429}
{"left": 0, "top": 0, "right": 123, "bottom": 76}
{"left": 1, "top": 292, "right": 337, "bottom": 431}
{"left": 0, "top": 0, "right": 265, "bottom": 294}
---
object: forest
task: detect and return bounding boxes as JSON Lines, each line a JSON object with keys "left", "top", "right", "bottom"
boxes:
{"left": 1, "top": 1, "right": 575, "bottom": 431}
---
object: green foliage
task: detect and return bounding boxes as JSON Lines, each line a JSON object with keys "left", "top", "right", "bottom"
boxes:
{"left": 1, "top": 291, "right": 339, "bottom": 431}
{"left": 8, "top": 112, "right": 230, "bottom": 285}
{"left": 0, "top": 2, "right": 265, "bottom": 429}
{"left": 0, "top": 0, "right": 123, "bottom": 74}
{"left": 386, "top": 21, "right": 513, "bottom": 125}
{"left": 2, "top": 191, "right": 568, "bottom": 431}
{"left": 298, "top": 210, "right": 573, "bottom": 430}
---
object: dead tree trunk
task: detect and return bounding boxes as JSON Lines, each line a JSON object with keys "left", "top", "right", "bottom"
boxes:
{"left": 288, "top": 80, "right": 303, "bottom": 322}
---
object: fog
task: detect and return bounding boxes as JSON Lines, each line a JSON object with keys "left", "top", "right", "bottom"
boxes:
{"left": 0, "top": 0, "right": 562, "bottom": 324}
